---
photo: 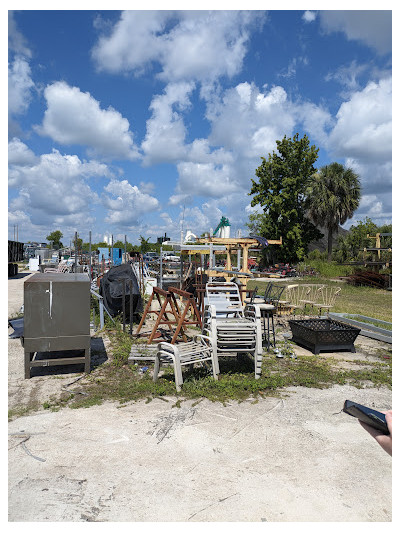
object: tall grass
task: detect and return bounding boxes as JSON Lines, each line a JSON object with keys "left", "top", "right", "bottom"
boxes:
{"left": 297, "top": 259, "right": 354, "bottom": 278}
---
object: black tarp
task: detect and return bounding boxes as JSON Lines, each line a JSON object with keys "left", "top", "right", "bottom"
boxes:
{"left": 8, "top": 240, "right": 24, "bottom": 262}
{"left": 99, "top": 264, "right": 142, "bottom": 318}
{"left": 8, "top": 317, "right": 24, "bottom": 338}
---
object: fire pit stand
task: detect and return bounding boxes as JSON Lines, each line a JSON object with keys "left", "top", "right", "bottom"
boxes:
{"left": 288, "top": 318, "right": 361, "bottom": 355}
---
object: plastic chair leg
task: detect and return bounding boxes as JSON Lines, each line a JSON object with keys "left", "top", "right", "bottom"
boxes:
{"left": 172, "top": 356, "right": 183, "bottom": 392}
{"left": 153, "top": 354, "right": 161, "bottom": 382}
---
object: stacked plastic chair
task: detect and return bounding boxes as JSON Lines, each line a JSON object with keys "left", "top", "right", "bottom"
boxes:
{"left": 153, "top": 334, "right": 219, "bottom": 392}
{"left": 202, "top": 282, "right": 263, "bottom": 379}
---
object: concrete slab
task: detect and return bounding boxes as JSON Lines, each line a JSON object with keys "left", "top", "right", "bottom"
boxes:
{"left": 8, "top": 386, "right": 392, "bottom": 522}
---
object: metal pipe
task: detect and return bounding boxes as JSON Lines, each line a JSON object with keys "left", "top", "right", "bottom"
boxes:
{"left": 74, "top": 231, "right": 78, "bottom": 271}
{"left": 124, "top": 234, "right": 127, "bottom": 264}
{"left": 180, "top": 253, "right": 183, "bottom": 289}
{"left": 121, "top": 278, "right": 126, "bottom": 332}
{"left": 89, "top": 230, "right": 92, "bottom": 280}
{"left": 129, "top": 279, "right": 133, "bottom": 335}
{"left": 111, "top": 234, "right": 114, "bottom": 267}
{"left": 159, "top": 245, "right": 163, "bottom": 288}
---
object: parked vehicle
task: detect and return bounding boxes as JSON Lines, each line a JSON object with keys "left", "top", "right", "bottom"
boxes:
{"left": 143, "top": 252, "right": 159, "bottom": 262}
{"left": 162, "top": 251, "right": 180, "bottom": 262}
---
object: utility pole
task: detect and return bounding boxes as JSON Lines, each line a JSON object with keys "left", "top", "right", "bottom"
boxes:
{"left": 89, "top": 231, "right": 92, "bottom": 280}
{"left": 74, "top": 231, "right": 78, "bottom": 271}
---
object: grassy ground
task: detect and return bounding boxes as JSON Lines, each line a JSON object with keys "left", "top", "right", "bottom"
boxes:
{"left": 247, "top": 277, "right": 392, "bottom": 322}
{"left": 41, "top": 351, "right": 391, "bottom": 411}
{"left": 36, "top": 323, "right": 391, "bottom": 413}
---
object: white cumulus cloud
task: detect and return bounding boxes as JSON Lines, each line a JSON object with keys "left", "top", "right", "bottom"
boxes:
{"left": 102, "top": 179, "right": 160, "bottom": 227}
{"left": 8, "top": 56, "right": 34, "bottom": 117}
{"left": 328, "top": 77, "right": 392, "bottom": 163}
{"left": 92, "top": 10, "right": 263, "bottom": 84}
{"left": 8, "top": 138, "right": 38, "bottom": 166}
{"left": 8, "top": 11, "right": 31, "bottom": 57}
{"left": 319, "top": 11, "right": 392, "bottom": 55}
{"left": 302, "top": 11, "right": 317, "bottom": 23}
{"left": 141, "top": 82, "right": 195, "bottom": 165}
{"left": 9, "top": 148, "right": 110, "bottom": 228}
{"left": 36, "top": 81, "right": 140, "bottom": 161}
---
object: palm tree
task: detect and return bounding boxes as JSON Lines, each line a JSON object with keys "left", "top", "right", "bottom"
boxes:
{"left": 306, "top": 162, "right": 361, "bottom": 260}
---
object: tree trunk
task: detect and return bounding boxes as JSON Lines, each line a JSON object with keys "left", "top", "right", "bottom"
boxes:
{"left": 327, "top": 227, "right": 333, "bottom": 261}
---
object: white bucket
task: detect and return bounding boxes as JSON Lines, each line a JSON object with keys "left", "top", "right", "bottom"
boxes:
{"left": 29, "top": 258, "right": 40, "bottom": 271}
{"left": 145, "top": 277, "right": 157, "bottom": 296}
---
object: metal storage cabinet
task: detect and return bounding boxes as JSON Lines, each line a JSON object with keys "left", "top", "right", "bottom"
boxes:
{"left": 23, "top": 272, "right": 91, "bottom": 378}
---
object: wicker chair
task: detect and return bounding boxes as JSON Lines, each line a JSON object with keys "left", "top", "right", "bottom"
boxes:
{"left": 284, "top": 284, "right": 312, "bottom": 317}
{"left": 312, "top": 286, "right": 342, "bottom": 316}
{"left": 299, "top": 284, "right": 325, "bottom": 314}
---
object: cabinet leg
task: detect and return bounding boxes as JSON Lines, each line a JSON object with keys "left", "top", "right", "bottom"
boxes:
{"left": 24, "top": 351, "right": 33, "bottom": 379}
{"left": 84, "top": 348, "right": 91, "bottom": 373}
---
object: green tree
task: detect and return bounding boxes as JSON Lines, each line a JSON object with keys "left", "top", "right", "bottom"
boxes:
{"left": 46, "top": 230, "right": 63, "bottom": 249}
{"left": 306, "top": 162, "right": 361, "bottom": 260}
{"left": 139, "top": 236, "right": 151, "bottom": 254}
{"left": 249, "top": 133, "right": 322, "bottom": 263}
{"left": 347, "top": 218, "right": 377, "bottom": 259}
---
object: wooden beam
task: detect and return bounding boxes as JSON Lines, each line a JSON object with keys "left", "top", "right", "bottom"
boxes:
{"left": 197, "top": 236, "right": 282, "bottom": 246}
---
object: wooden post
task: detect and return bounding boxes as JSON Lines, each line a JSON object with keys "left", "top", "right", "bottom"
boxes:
{"left": 226, "top": 244, "right": 232, "bottom": 271}
{"left": 242, "top": 244, "right": 249, "bottom": 273}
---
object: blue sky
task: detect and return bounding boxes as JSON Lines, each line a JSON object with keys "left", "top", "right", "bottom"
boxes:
{"left": 8, "top": 6, "right": 392, "bottom": 246}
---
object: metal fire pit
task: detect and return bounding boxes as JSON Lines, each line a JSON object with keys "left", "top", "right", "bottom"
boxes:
{"left": 288, "top": 318, "right": 361, "bottom": 354}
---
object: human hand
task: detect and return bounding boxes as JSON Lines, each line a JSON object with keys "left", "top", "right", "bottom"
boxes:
{"left": 359, "top": 410, "right": 392, "bottom": 456}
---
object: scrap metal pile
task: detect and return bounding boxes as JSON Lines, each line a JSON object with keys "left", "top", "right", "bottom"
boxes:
{"left": 260, "top": 263, "right": 298, "bottom": 277}
{"left": 343, "top": 270, "right": 390, "bottom": 289}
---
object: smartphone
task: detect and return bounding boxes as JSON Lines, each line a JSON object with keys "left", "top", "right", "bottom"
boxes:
{"left": 343, "top": 400, "right": 390, "bottom": 435}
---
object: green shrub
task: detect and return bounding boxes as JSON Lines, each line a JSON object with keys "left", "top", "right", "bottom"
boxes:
{"left": 301, "top": 259, "right": 354, "bottom": 278}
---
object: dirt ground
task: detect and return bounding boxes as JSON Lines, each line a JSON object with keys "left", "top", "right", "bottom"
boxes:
{"left": 8, "top": 272, "right": 392, "bottom": 522}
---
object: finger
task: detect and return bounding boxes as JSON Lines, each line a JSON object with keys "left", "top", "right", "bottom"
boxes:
{"left": 359, "top": 419, "right": 383, "bottom": 438}
{"left": 385, "top": 411, "right": 392, "bottom": 434}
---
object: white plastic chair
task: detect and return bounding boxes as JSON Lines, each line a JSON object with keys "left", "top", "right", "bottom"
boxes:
{"left": 153, "top": 334, "right": 219, "bottom": 392}
{"left": 202, "top": 302, "right": 263, "bottom": 379}
{"left": 204, "top": 281, "right": 244, "bottom": 316}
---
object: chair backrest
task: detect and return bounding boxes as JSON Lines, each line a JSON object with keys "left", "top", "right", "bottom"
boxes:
{"left": 248, "top": 285, "right": 258, "bottom": 304}
{"left": 284, "top": 284, "right": 299, "bottom": 305}
{"left": 265, "top": 284, "right": 285, "bottom": 305}
{"left": 315, "top": 286, "right": 341, "bottom": 306}
{"left": 263, "top": 282, "right": 273, "bottom": 301}
{"left": 302, "top": 283, "right": 324, "bottom": 302}
{"left": 205, "top": 282, "right": 244, "bottom": 315}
